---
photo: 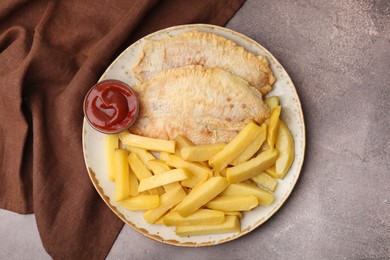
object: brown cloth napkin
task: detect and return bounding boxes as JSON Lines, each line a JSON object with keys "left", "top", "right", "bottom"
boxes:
{"left": 0, "top": 0, "right": 245, "bottom": 258}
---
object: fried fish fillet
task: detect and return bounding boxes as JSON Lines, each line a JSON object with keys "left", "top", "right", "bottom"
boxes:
{"left": 129, "top": 66, "right": 270, "bottom": 145}
{"left": 133, "top": 31, "right": 275, "bottom": 95}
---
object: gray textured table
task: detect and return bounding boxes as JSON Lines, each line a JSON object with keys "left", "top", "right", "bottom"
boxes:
{"left": 1, "top": 0, "right": 389, "bottom": 259}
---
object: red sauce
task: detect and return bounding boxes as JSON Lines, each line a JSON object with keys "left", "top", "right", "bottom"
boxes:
{"left": 84, "top": 80, "right": 138, "bottom": 133}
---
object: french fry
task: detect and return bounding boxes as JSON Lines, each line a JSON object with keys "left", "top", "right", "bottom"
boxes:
{"left": 175, "top": 215, "right": 240, "bottom": 237}
{"left": 128, "top": 153, "right": 161, "bottom": 195}
{"left": 175, "top": 176, "right": 229, "bottom": 217}
{"left": 105, "top": 134, "right": 119, "bottom": 181}
{"left": 166, "top": 154, "right": 212, "bottom": 179}
{"left": 119, "top": 131, "right": 175, "bottom": 153}
{"left": 222, "top": 182, "right": 274, "bottom": 206}
{"left": 251, "top": 172, "right": 277, "bottom": 192}
{"left": 180, "top": 176, "right": 207, "bottom": 189}
{"left": 265, "top": 96, "right": 280, "bottom": 111}
{"left": 163, "top": 209, "right": 225, "bottom": 226}
{"left": 114, "top": 149, "right": 131, "bottom": 201}
{"left": 267, "top": 106, "right": 281, "bottom": 150}
{"left": 144, "top": 186, "right": 186, "bottom": 224}
{"left": 174, "top": 134, "right": 194, "bottom": 156}
{"left": 230, "top": 123, "right": 267, "bottom": 166}
{"left": 146, "top": 160, "right": 182, "bottom": 191}
{"left": 209, "top": 122, "right": 263, "bottom": 171}
{"left": 138, "top": 168, "right": 190, "bottom": 192}
{"left": 128, "top": 167, "right": 139, "bottom": 196}
{"left": 205, "top": 195, "right": 259, "bottom": 211}
{"left": 181, "top": 143, "right": 225, "bottom": 162}
{"left": 226, "top": 149, "right": 278, "bottom": 183}
{"left": 126, "top": 146, "right": 156, "bottom": 164}
{"left": 159, "top": 152, "right": 171, "bottom": 162}
{"left": 224, "top": 211, "right": 243, "bottom": 219}
{"left": 275, "top": 120, "right": 295, "bottom": 179}
{"left": 118, "top": 195, "right": 159, "bottom": 210}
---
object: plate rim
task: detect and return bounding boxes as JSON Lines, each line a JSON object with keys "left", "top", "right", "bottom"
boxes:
{"left": 82, "top": 23, "right": 306, "bottom": 247}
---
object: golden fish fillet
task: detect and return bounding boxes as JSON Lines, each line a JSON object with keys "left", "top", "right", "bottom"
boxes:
{"left": 132, "top": 31, "right": 275, "bottom": 95}
{"left": 129, "top": 66, "right": 270, "bottom": 145}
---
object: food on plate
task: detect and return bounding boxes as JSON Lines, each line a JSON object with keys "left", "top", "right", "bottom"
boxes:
{"left": 166, "top": 154, "right": 212, "bottom": 179}
{"left": 175, "top": 176, "right": 229, "bottom": 217}
{"left": 95, "top": 29, "right": 298, "bottom": 238}
{"left": 229, "top": 123, "right": 267, "bottom": 166}
{"left": 265, "top": 96, "right": 280, "bottom": 111}
{"left": 267, "top": 106, "right": 281, "bottom": 150}
{"left": 209, "top": 122, "right": 264, "bottom": 171}
{"left": 104, "top": 117, "right": 294, "bottom": 236}
{"left": 128, "top": 153, "right": 161, "bottom": 195}
{"left": 113, "top": 149, "right": 131, "bottom": 201}
{"left": 251, "top": 172, "right": 278, "bottom": 192}
{"left": 275, "top": 120, "right": 295, "bottom": 179}
{"left": 175, "top": 215, "right": 240, "bottom": 237}
{"left": 105, "top": 134, "right": 119, "bottom": 181}
{"left": 143, "top": 185, "right": 187, "bottom": 224}
{"left": 205, "top": 195, "right": 259, "bottom": 212}
{"left": 119, "top": 131, "right": 175, "bottom": 153}
{"left": 129, "top": 65, "right": 270, "bottom": 145}
{"left": 84, "top": 80, "right": 138, "bottom": 133}
{"left": 221, "top": 182, "right": 274, "bottom": 207}
{"left": 132, "top": 31, "right": 275, "bottom": 95}
{"left": 138, "top": 168, "right": 190, "bottom": 192}
{"left": 180, "top": 143, "right": 225, "bottom": 162}
{"left": 226, "top": 149, "right": 279, "bottom": 183}
{"left": 118, "top": 194, "right": 160, "bottom": 210}
{"left": 163, "top": 209, "right": 225, "bottom": 226}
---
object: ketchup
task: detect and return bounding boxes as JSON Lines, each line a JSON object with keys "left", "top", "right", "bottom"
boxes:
{"left": 84, "top": 80, "right": 138, "bottom": 133}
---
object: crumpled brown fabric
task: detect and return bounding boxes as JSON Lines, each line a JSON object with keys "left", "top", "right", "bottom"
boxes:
{"left": 0, "top": 0, "right": 245, "bottom": 258}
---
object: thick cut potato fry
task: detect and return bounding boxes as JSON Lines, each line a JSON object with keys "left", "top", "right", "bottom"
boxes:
{"left": 128, "top": 167, "right": 139, "bottom": 196}
{"left": 227, "top": 149, "right": 279, "bottom": 183}
{"left": 230, "top": 123, "right": 267, "bottom": 166}
{"left": 144, "top": 186, "right": 186, "bottom": 224}
{"left": 138, "top": 168, "right": 190, "bottom": 192}
{"left": 267, "top": 106, "right": 281, "bottom": 150}
{"left": 251, "top": 172, "right": 277, "bottom": 192}
{"left": 206, "top": 195, "right": 259, "bottom": 211}
{"left": 263, "top": 166, "right": 284, "bottom": 179}
{"left": 114, "top": 149, "right": 131, "bottom": 201}
{"left": 175, "top": 215, "right": 240, "bottom": 236}
{"left": 163, "top": 209, "right": 225, "bottom": 226}
{"left": 128, "top": 153, "right": 160, "bottom": 195}
{"left": 224, "top": 211, "right": 243, "bottom": 219}
{"left": 209, "top": 122, "right": 263, "bottom": 171}
{"left": 119, "top": 131, "right": 175, "bottom": 153}
{"left": 275, "top": 120, "right": 295, "bottom": 179}
{"left": 222, "top": 182, "right": 274, "bottom": 206}
{"left": 105, "top": 134, "right": 119, "bottom": 181}
{"left": 265, "top": 96, "right": 280, "bottom": 111}
{"left": 146, "top": 159, "right": 171, "bottom": 173}
{"left": 181, "top": 143, "right": 225, "bottom": 162}
{"left": 159, "top": 152, "right": 170, "bottom": 162}
{"left": 180, "top": 175, "right": 204, "bottom": 188}
{"left": 126, "top": 146, "right": 156, "bottom": 164}
{"left": 176, "top": 177, "right": 229, "bottom": 217}
{"left": 146, "top": 160, "right": 182, "bottom": 191}
{"left": 174, "top": 134, "right": 194, "bottom": 155}
{"left": 166, "top": 154, "right": 212, "bottom": 179}
{"left": 118, "top": 195, "right": 159, "bottom": 210}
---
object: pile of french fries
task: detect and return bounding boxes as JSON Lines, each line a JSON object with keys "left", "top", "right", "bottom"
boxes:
{"left": 105, "top": 96, "right": 294, "bottom": 236}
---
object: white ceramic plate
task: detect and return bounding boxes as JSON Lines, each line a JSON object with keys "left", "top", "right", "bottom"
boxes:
{"left": 82, "top": 24, "right": 305, "bottom": 246}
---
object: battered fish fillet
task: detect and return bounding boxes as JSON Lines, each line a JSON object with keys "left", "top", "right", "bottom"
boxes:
{"left": 132, "top": 31, "right": 275, "bottom": 95}
{"left": 129, "top": 66, "right": 270, "bottom": 145}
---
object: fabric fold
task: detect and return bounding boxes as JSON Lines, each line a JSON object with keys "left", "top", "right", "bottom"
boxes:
{"left": 0, "top": 0, "right": 245, "bottom": 258}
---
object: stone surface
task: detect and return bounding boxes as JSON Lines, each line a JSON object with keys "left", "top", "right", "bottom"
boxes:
{"left": 1, "top": 0, "right": 389, "bottom": 259}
